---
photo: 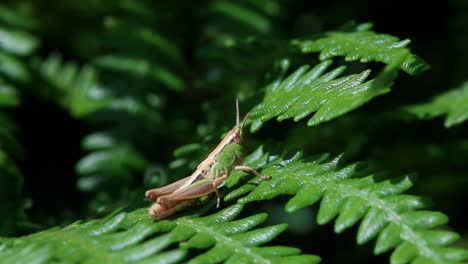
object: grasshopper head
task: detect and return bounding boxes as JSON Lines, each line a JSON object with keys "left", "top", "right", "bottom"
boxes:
{"left": 232, "top": 126, "right": 242, "bottom": 143}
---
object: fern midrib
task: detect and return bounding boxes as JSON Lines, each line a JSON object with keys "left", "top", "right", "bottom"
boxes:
{"left": 321, "top": 178, "right": 443, "bottom": 262}
{"left": 180, "top": 218, "right": 271, "bottom": 264}
{"left": 31, "top": 228, "right": 121, "bottom": 263}
{"left": 360, "top": 190, "right": 437, "bottom": 259}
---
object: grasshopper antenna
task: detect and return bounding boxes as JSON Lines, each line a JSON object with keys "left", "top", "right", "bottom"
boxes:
{"left": 236, "top": 98, "right": 252, "bottom": 138}
{"left": 240, "top": 110, "right": 252, "bottom": 138}
{"left": 236, "top": 99, "right": 240, "bottom": 128}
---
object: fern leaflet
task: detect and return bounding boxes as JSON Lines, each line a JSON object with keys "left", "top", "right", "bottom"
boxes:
{"left": 34, "top": 53, "right": 110, "bottom": 117}
{"left": 0, "top": 4, "right": 38, "bottom": 236}
{"left": 248, "top": 59, "right": 397, "bottom": 132}
{"left": 0, "top": 205, "right": 319, "bottom": 264}
{"left": 293, "top": 22, "right": 429, "bottom": 75}
{"left": 225, "top": 146, "right": 468, "bottom": 264}
{"left": 406, "top": 82, "right": 468, "bottom": 127}
{"left": 32, "top": 2, "right": 184, "bottom": 213}
{"left": 207, "top": 0, "right": 275, "bottom": 35}
{"left": 33, "top": 54, "right": 151, "bottom": 198}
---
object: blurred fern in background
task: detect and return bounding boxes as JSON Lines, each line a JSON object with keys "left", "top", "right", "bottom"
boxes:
{"left": 0, "top": 0, "right": 467, "bottom": 263}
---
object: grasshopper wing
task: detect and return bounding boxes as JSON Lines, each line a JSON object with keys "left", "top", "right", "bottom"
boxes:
{"left": 157, "top": 178, "right": 216, "bottom": 203}
{"left": 145, "top": 176, "right": 192, "bottom": 201}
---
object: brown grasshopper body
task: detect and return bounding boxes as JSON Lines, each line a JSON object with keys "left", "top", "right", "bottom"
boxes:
{"left": 145, "top": 100, "right": 269, "bottom": 219}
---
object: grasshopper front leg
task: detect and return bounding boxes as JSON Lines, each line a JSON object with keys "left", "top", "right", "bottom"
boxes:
{"left": 234, "top": 165, "right": 271, "bottom": 180}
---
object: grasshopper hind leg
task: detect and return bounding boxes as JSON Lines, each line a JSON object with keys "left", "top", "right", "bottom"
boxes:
{"left": 158, "top": 174, "right": 226, "bottom": 205}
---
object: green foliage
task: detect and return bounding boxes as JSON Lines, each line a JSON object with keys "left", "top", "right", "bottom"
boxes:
{"left": 406, "top": 82, "right": 468, "bottom": 127}
{"left": 33, "top": 52, "right": 153, "bottom": 214}
{"left": 0, "top": 5, "right": 37, "bottom": 83}
{"left": 0, "top": 1, "right": 467, "bottom": 264}
{"left": 293, "top": 22, "right": 429, "bottom": 75}
{"left": 248, "top": 22, "right": 430, "bottom": 132}
{"left": 197, "top": 0, "right": 284, "bottom": 97}
{"left": 0, "top": 113, "right": 23, "bottom": 236}
{"left": 225, "top": 146, "right": 468, "bottom": 264}
{"left": 29, "top": 1, "right": 188, "bottom": 215}
{"left": 248, "top": 59, "right": 395, "bottom": 132}
{"left": 33, "top": 53, "right": 109, "bottom": 117}
{"left": 2, "top": 146, "right": 466, "bottom": 264}
{"left": 167, "top": 0, "right": 284, "bottom": 174}
{"left": 207, "top": 0, "right": 276, "bottom": 36}
{"left": 0, "top": 205, "right": 319, "bottom": 264}
{"left": 0, "top": 4, "right": 38, "bottom": 236}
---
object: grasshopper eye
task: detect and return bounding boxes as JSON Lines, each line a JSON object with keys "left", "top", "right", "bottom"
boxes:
{"left": 232, "top": 131, "right": 241, "bottom": 143}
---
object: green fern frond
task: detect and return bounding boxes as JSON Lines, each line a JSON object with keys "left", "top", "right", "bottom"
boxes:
{"left": 0, "top": 136, "right": 23, "bottom": 236}
{"left": 197, "top": 0, "right": 283, "bottom": 97}
{"left": 35, "top": 53, "right": 165, "bottom": 125}
{"left": 0, "top": 31, "right": 37, "bottom": 83}
{"left": 94, "top": 15, "right": 184, "bottom": 92}
{"left": 0, "top": 4, "right": 37, "bottom": 30}
{"left": 225, "top": 146, "right": 468, "bottom": 264}
{"left": 248, "top": 22, "right": 431, "bottom": 132}
{"left": 94, "top": 55, "right": 183, "bottom": 92}
{"left": 248, "top": 59, "right": 397, "bottom": 132}
{"left": 72, "top": 6, "right": 182, "bottom": 206}
{"left": 0, "top": 205, "right": 319, "bottom": 264}
{"left": 293, "top": 22, "right": 429, "bottom": 75}
{"left": 207, "top": 0, "right": 276, "bottom": 36}
{"left": 0, "top": 4, "right": 38, "bottom": 236}
{"left": 76, "top": 132, "right": 148, "bottom": 192}
{"left": 31, "top": 2, "right": 184, "bottom": 214}
{"left": 0, "top": 25, "right": 38, "bottom": 56}
{"left": 34, "top": 53, "right": 110, "bottom": 117}
{"left": 406, "top": 82, "right": 468, "bottom": 127}
{"left": 0, "top": 51, "right": 32, "bottom": 83}
{"left": 0, "top": 79, "right": 19, "bottom": 107}
{"left": 33, "top": 53, "right": 154, "bottom": 199}
{"left": 0, "top": 4, "right": 38, "bottom": 83}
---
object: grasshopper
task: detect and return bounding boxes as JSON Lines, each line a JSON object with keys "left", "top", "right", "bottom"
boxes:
{"left": 145, "top": 100, "right": 270, "bottom": 219}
